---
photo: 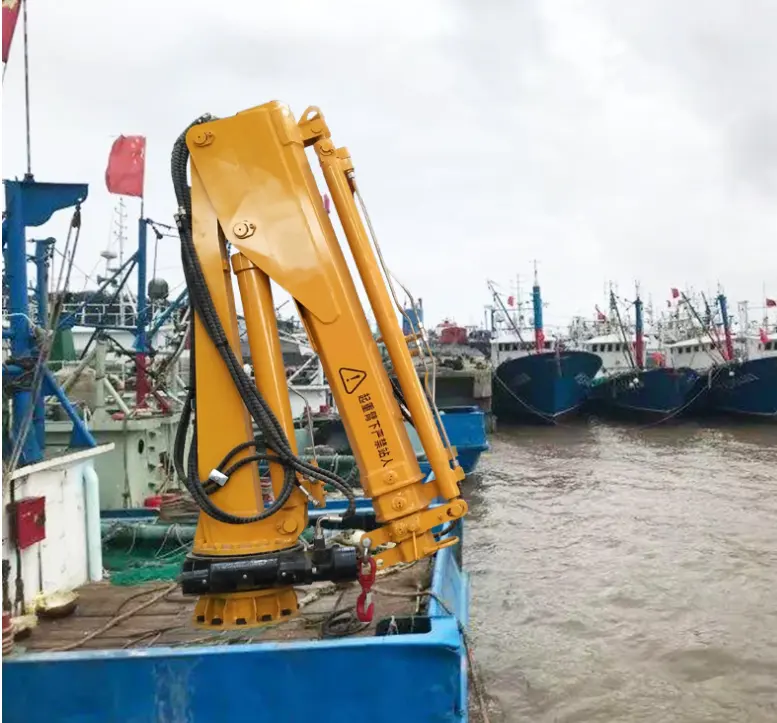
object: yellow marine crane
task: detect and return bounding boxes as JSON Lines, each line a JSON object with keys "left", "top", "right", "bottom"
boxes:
{"left": 172, "top": 101, "right": 468, "bottom": 629}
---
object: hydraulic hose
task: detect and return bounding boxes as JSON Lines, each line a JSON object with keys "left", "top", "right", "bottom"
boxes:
{"left": 171, "top": 117, "right": 356, "bottom": 524}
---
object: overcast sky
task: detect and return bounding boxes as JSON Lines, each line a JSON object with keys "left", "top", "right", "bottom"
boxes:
{"left": 3, "top": 0, "right": 775, "bottom": 330}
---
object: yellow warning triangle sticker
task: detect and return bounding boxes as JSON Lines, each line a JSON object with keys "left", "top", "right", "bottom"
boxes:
{"left": 338, "top": 367, "right": 367, "bottom": 395}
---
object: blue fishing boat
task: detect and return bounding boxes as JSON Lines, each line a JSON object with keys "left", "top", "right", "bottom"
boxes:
{"left": 586, "top": 291, "right": 704, "bottom": 422}
{"left": 301, "top": 405, "right": 489, "bottom": 477}
{"left": 590, "top": 366, "right": 703, "bottom": 421}
{"left": 489, "top": 271, "right": 602, "bottom": 424}
{"left": 413, "top": 405, "right": 489, "bottom": 475}
{"left": 707, "top": 356, "right": 777, "bottom": 419}
{"left": 703, "top": 295, "right": 777, "bottom": 419}
{"left": 493, "top": 350, "right": 602, "bottom": 423}
{"left": 665, "top": 293, "right": 777, "bottom": 421}
{"left": 2, "top": 499, "right": 471, "bottom": 723}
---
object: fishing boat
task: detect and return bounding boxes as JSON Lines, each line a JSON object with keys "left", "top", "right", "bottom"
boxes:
{"left": 489, "top": 271, "right": 602, "bottom": 424}
{"left": 412, "top": 405, "right": 489, "bottom": 476}
{"left": 704, "top": 295, "right": 777, "bottom": 419}
{"left": 2, "top": 162, "right": 475, "bottom": 723}
{"left": 585, "top": 290, "right": 703, "bottom": 422}
{"left": 664, "top": 292, "right": 777, "bottom": 420}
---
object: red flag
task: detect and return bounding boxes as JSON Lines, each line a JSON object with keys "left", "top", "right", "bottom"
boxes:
{"left": 760, "top": 328, "right": 769, "bottom": 345}
{"left": 2, "top": 0, "right": 21, "bottom": 64}
{"left": 766, "top": 298, "right": 776, "bottom": 308}
{"left": 671, "top": 287, "right": 680, "bottom": 299}
{"left": 507, "top": 295, "right": 515, "bottom": 307}
{"left": 105, "top": 135, "right": 146, "bottom": 197}
{"left": 595, "top": 305, "right": 606, "bottom": 322}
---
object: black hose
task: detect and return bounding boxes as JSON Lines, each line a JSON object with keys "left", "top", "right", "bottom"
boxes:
{"left": 171, "top": 117, "right": 356, "bottom": 524}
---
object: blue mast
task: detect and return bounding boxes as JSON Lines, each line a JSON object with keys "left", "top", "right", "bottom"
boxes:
{"left": 717, "top": 292, "right": 734, "bottom": 361}
{"left": 634, "top": 288, "right": 645, "bottom": 370}
{"left": 134, "top": 216, "right": 149, "bottom": 406}
{"left": 532, "top": 262, "right": 544, "bottom": 352}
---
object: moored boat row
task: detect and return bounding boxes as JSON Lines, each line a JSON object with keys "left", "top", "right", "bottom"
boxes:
{"left": 486, "top": 276, "right": 777, "bottom": 425}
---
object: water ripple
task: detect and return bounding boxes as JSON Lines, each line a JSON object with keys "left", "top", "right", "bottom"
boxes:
{"left": 465, "top": 420, "right": 777, "bottom": 722}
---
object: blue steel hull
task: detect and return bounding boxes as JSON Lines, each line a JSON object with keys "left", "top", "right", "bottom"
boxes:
{"left": 589, "top": 367, "right": 704, "bottom": 422}
{"left": 2, "top": 499, "right": 470, "bottom": 723}
{"left": 706, "top": 357, "right": 777, "bottom": 419}
{"left": 493, "top": 351, "right": 602, "bottom": 424}
{"left": 419, "top": 406, "right": 489, "bottom": 476}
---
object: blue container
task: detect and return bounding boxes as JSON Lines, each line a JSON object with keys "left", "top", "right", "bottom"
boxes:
{"left": 3, "top": 499, "right": 471, "bottom": 723}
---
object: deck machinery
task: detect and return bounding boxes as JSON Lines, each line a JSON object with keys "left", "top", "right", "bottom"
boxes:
{"left": 174, "top": 101, "right": 468, "bottom": 628}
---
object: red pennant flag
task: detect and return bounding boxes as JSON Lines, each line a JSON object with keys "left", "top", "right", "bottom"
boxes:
{"left": 2, "top": 0, "right": 21, "bottom": 64}
{"left": 766, "top": 298, "right": 776, "bottom": 308}
{"left": 671, "top": 287, "right": 680, "bottom": 299}
{"left": 507, "top": 295, "right": 515, "bottom": 307}
{"left": 760, "top": 328, "right": 769, "bottom": 345}
{"left": 105, "top": 135, "right": 146, "bottom": 197}
{"left": 595, "top": 305, "right": 606, "bottom": 322}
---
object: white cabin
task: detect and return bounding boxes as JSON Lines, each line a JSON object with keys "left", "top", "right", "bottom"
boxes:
{"left": 665, "top": 338, "right": 727, "bottom": 371}
{"left": 579, "top": 333, "right": 660, "bottom": 376}
{"left": 490, "top": 332, "right": 554, "bottom": 367}
{"left": 748, "top": 332, "right": 777, "bottom": 359}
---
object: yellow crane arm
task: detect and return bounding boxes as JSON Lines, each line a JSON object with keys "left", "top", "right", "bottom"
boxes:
{"left": 174, "top": 101, "right": 467, "bottom": 629}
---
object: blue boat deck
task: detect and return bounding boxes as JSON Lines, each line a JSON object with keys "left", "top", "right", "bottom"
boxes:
{"left": 3, "top": 501, "right": 471, "bottom": 723}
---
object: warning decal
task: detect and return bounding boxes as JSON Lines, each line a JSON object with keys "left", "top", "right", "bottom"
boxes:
{"left": 338, "top": 368, "right": 367, "bottom": 395}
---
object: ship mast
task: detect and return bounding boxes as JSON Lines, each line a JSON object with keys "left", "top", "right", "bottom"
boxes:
{"left": 531, "top": 260, "right": 545, "bottom": 354}
{"left": 716, "top": 291, "right": 735, "bottom": 361}
{"left": 634, "top": 283, "right": 644, "bottom": 370}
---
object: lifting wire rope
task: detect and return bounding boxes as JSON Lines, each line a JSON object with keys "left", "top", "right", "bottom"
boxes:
{"left": 349, "top": 175, "right": 457, "bottom": 459}
{"left": 171, "top": 116, "right": 356, "bottom": 526}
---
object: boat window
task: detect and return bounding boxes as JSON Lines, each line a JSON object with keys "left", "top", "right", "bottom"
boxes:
{"left": 694, "top": 345, "right": 700, "bottom": 352}
{"left": 607, "top": 344, "right": 613, "bottom": 352}
{"left": 592, "top": 344, "right": 598, "bottom": 352}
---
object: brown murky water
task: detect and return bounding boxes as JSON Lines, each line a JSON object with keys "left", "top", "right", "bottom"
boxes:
{"left": 465, "top": 420, "right": 777, "bottom": 723}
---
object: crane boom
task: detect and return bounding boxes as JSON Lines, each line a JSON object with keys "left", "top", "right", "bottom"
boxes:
{"left": 172, "top": 101, "right": 467, "bottom": 629}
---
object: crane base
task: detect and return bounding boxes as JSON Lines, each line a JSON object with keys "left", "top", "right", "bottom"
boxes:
{"left": 193, "top": 587, "right": 299, "bottom": 629}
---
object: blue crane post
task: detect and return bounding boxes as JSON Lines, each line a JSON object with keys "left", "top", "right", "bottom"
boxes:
{"left": 34, "top": 237, "right": 55, "bottom": 326}
{"left": 3, "top": 179, "right": 89, "bottom": 464}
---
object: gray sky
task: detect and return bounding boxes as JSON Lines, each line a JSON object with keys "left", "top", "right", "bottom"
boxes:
{"left": 4, "top": 0, "right": 775, "bottom": 329}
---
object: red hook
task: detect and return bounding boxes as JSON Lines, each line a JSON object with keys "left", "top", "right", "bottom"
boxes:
{"left": 355, "top": 556, "right": 377, "bottom": 623}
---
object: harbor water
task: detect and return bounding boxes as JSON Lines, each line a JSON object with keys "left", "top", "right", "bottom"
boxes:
{"left": 466, "top": 421, "right": 777, "bottom": 723}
